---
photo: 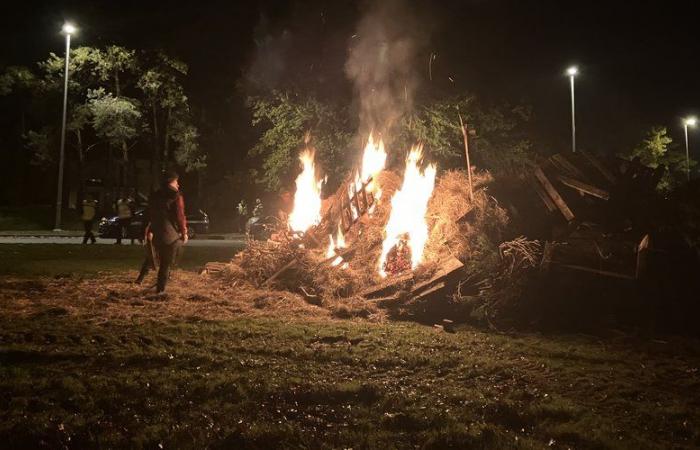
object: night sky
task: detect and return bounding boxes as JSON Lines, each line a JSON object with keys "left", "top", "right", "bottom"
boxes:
{"left": 2, "top": 0, "right": 698, "bottom": 157}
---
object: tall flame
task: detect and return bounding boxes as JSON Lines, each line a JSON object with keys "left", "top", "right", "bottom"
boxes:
{"left": 378, "top": 145, "right": 437, "bottom": 277}
{"left": 360, "top": 133, "right": 387, "bottom": 186}
{"left": 288, "top": 149, "right": 323, "bottom": 233}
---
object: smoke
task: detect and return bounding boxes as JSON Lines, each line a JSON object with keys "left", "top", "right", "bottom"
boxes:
{"left": 345, "top": 0, "right": 426, "bottom": 138}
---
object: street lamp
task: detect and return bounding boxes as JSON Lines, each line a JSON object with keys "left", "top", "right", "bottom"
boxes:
{"left": 683, "top": 116, "right": 697, "bottom": 181}
{"left": 53, "top": 22, "right": 76, "bottom": 231}
{"left": 566, "top": 66, "right": 578, "bottom": 153}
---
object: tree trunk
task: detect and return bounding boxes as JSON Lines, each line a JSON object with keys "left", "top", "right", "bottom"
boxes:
{"left": 150, "top": 103, "right": 161, "bottom": 190}
{"left": 163, "top": 107, "right": 171, "bottom": 164}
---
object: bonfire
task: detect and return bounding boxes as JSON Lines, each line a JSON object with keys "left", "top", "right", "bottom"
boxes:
{"left": 205, "top": 133, "right": 535, "bottom": 324}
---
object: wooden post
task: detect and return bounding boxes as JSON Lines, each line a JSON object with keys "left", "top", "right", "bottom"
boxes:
{"left": 458, "top": 112, "right": 474, "bottom": 201}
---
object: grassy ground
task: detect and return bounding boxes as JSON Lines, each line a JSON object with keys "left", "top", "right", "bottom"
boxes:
{"left": 0, "top": 244, "right": 241, "bottom": 277}
{"left": 1, "top": 245, "right": 699, "bottom": 449}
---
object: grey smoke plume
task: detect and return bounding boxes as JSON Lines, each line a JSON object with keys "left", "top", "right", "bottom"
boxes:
{"left": 345, "top": 0, "right": 426, "bottom": 138}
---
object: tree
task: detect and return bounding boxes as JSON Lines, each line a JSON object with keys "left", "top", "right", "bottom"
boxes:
{"left": 628, "top": 126, "right": 695, "bottom": 193}
{"left": 248, "top": 91, "right": 352, "bottom": 192}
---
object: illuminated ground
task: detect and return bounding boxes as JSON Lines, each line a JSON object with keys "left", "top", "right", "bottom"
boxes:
{"left": 0, "top": 244, "right": 698, "bottom": 449}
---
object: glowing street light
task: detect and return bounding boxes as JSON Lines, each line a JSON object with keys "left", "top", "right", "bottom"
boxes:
{"left": 683, "top": 116, "right": 697, "bottom": 181}
{"left": 566, "top": 66, "right": 578, "bottom": 153}
{"left": 54, "top": 22, "right": 77, "bottom": 231}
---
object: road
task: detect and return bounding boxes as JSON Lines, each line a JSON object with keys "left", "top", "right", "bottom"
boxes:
{"left": 0, "top": 236, "right": 246, "bottom": 247}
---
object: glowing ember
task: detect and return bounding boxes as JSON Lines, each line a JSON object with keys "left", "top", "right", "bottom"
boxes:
{"left": 288, "top": 149, "right": 324, "bottom": 233}
{"left": 378, "top": 145, "right": 437, "bottom": 277}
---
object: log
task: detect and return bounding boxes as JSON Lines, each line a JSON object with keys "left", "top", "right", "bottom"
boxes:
{"left": 411, "top": 256, "right": 464, "bottom": 296}
{"left": 359, "top": 272, "right": 414, "bottom": 299}
{"left": 534, "top": 167, "right": 575, "bottom": 221}
{"left": 556, "top": 174, "right": 610, "bottom": 200}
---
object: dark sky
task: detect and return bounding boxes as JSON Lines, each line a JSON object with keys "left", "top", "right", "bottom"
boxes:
{"left": 2, "top": 0, "right": 698, "bottom": 156}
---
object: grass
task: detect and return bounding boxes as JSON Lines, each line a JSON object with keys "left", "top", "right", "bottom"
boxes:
{"left": 1, "top": 245, "right": 699, "bottom": 448}
{"left": 0, "top": 244, "right": 242, "bottom": 277}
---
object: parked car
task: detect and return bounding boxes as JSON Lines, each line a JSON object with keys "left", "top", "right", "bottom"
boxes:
{"left": 98, "top": 209, "right": 209, "bottom": 240}
{"left": 245, "top": 215, "right": 280, "bottom": 241}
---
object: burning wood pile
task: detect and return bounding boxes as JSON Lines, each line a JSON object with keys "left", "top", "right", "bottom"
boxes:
{"left": 204, "top": 134, "right": 529, "bottom": 322}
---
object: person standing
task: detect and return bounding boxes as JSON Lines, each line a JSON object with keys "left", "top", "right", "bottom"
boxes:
{"left": 81, "top": 195, "right": 97, "bottom": 244}
{"left": 115, "top": 197, "right": 133, "bottom": 244}
{"left": 140, "top": 170, "right": 188, "bottom": 294}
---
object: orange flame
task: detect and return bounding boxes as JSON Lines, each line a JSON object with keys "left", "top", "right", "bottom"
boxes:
{"left": 288, "top": 149, "right": 324, "bottom": 233}
{"left": 378, "top": 145, "right": 437, "bottom": 277}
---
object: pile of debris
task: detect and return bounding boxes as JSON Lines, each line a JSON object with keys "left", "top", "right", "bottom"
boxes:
{"left": 525, "top": 150, "right": 659, "bottom": 280}
{"left": 203, "top": 166, "right": 533, "bottom": 323}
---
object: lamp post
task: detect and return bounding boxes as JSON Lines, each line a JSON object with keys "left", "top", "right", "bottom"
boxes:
{"left": 683, "top": 116, "right": 697, "bottom": 181}
{"left": 53, "top": 22, "right": 76, "bottom": 231}
{"left": 566, "top": 66, "right": 578, "bottom": 153}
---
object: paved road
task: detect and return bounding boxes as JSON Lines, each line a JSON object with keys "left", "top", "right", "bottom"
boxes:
{"left": 0, "top": 236, "right": 246, "bottom": 247}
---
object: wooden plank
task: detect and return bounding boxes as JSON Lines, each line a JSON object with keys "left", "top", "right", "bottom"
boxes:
{"left": 534, "top": 167, "right": 575, "bottom": 221}
{"left": 359, "top": 272, "right": 414, "bottom": 299}
{"left": 540, "top": 241, "right": 553, "bottom": 273}
{"left": 411, "top": 256, "right": 464, "bottom": 295}
{"left": 530, "top": 177, "right": 557, "bottom": 212}
{"left": 580, "top": 150, "right": 617, "bottom": 184}
{"left": 553, "top": 263, "right": 635, "bottom": 280}
{"left": 556, "top": 174, "right": 611, "bottom": 200}
{"left": 550, "top": 154, "right": 587, "bottom": 180}
{"left": 412, "top": 281, "right": 447, "bottom": 302}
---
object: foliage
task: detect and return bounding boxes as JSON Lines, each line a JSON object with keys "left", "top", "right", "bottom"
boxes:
{"left": 23, "top": 128, "right": 54, "bottom": 168}
{"left": 88, "top": 88, "right": 142, "bottom": 153}
{"left": 627, "top": 126, "right": 695, "bottom": 193}
{"left": 1, "top": 45, "right": 203, "bottom": 197}
{"left": 396, "top": 96, "right": 534, "bottom": 174}
{"left": 248, "top": 91, "right": 352, "bottom": 191}
{"left": 0, "top": 66, "right": 37, "bottom": 96}
{"left": 248, "top": 92, "right": 534, "bottom": 192}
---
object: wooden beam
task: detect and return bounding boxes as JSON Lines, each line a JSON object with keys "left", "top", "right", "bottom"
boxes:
{"left": 550, "top": 154, "right": 587, "bottom": 180}
{"left": 556, "top": 174, "right": 611, "bottom": 200}
{"left": 534, "top": 167, "right": 575, "bottom": 221}
{"left": 359, "top": 272, "right": 414, "bottom": 299}
{"left": 411, "top": 256, "right": 463, "bottom": 296}
{"left": 530, "top": 177, "right": 557, "bottom": 212}
{"left": 580, "top": 150, "right": 617, "bottom": 184}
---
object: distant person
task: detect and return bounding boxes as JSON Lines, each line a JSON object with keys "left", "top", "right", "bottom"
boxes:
{"left": 236, "top": 199, "right": 248, "bottom": 232}
{"left": 278, "top": 189, "right": 293, "bottom": 222}
{"left": 115, "top": 197, "right": 134, "bottom": 245}
{"left": 81, "top": 195, "right": 97, "bottom": 244}
{"left": 138, "top": 170, "right": 188, "bottom": 294}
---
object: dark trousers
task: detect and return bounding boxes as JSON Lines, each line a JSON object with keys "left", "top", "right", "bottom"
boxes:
{"left": 82, "top": 220, "right": 96, "bottom": 244}
{"left": 136, "top": 240, "right": 180, "bottom": 293}
{"left": 116, "top": 218, "right": 132, "bottom": 244}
